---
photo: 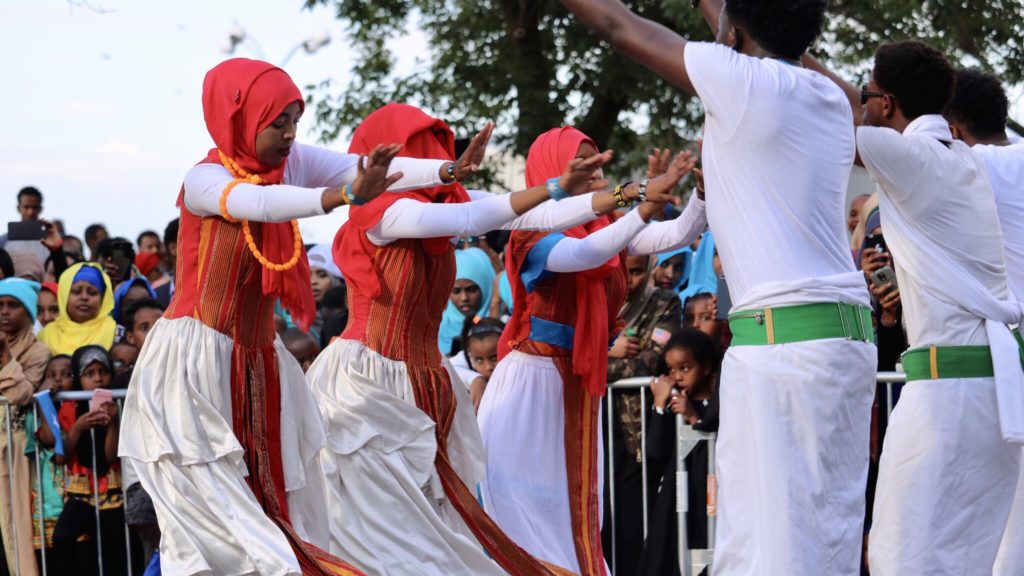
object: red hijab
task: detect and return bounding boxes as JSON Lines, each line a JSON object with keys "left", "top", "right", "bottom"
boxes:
{"left": 187, "top": 58, "right": 315, "bottom": 331}
{"left": 517, "top": 126, "right": 620, "bottom": 395}
{"left": 334, "top": 103, "right": 470, "bottom": 298}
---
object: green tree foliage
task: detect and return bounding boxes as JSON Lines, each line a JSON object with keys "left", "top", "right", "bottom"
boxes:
{"left": 304, "top": 0, "right": 1024, "bottom": 160}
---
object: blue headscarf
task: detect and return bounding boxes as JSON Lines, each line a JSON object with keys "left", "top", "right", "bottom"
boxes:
{"left": 680, "top": 231, "right": 717, "bottom": 301}
{"left": 655, "top": 247, "right": 693, "bottom": 292}
{"left": 113, "top": 277, "right": 157, "bottom": 324}
{"left": 72, "top": 266, "right": 107, "bottom": 296}
{"left": 0, "top": 278, "right": 41, "bottom": 324}
{"left": 497, "top": 270, "right": 514, "bottom": 314}
{"left": 438, "top": 248, "right": 495, "bottom": 355}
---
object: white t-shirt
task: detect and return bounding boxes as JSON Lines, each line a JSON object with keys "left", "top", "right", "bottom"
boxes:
{"left": 858, "top": 115, "right": 1009, "bottom": 347}
{"left": 974, "top": 143, "right": 1024, "bottom": 299}
{"left": 684, "top": 42, "right": 866, "bottom": 311}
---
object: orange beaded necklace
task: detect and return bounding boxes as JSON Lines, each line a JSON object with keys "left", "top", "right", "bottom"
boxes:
{"left": 217, "top": 150, "right": 303, "bottom": 272}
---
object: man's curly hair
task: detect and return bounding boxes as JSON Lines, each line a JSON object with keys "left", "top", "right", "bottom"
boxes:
{"left": 946, "top": 68, "right": 1009, "bottom": 139}
{"left": 873, "top": 41, "right": 955, "bottom": 120}
{"left": 724, "top": 0, "right": 827, "bottom": 60}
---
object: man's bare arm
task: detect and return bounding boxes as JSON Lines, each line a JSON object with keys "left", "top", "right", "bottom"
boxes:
{"left": 560, "top": 0, "right": 696, "bottom": 95}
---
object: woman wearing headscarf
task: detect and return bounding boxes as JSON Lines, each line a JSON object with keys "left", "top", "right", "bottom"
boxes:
{"left": 0, "top": 278, "right": 51, "bottom": 576}
{"left": 112, "top": 277, "right": 158, "bottom": 326}
{"left": 439, "top": 247, "right": 496, "bottom": 356}
{"left": 305, "top": 102, "right": 657, "bottom": 576}
{"left": 38, "top": 263, "right": 115, "bottom": 356}
{"left": 117, "top": 59, "right": 464, "bottom": 576}
{"left": 477, "top": 127, "right": 707, "bottom": 575}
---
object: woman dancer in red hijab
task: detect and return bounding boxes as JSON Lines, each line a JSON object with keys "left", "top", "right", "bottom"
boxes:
{"left": 306, "top": 103, "right": 689, "bottom": 575}
{"left": 119, "top": 60, "right": 470, "bottom": 576}
{"left": 477, "top": 127, "right": 708, "bottom": 576}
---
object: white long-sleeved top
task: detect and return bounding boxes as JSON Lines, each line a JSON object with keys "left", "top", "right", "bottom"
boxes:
{"left": 544, "top": 194, "right": 707, "bottom": 273}
{"left": 183, "top": 142, "right": 446, "bottom": 222}
{"left": 365, "top": 190, "right": 599, "bottom": 246}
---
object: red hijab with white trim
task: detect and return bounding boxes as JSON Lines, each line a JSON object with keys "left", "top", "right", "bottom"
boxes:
{"left": 188, "top": 58, "right": 315, "bottom": 330}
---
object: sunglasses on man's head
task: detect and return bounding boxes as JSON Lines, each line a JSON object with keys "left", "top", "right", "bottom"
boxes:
{"left": 860, "top": 85, "right": 886, "bottom": 106}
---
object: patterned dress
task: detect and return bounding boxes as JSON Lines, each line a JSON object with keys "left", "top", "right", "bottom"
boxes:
{"left": 308, "top": 237, "right": 571, "bottom": 576}
{"left": 120, "top": 209, "right": 359, "bottom": 576}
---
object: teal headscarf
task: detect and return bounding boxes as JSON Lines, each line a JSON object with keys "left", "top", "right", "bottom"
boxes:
{"left": 438, "top": 248, "right": 495, "bottom": 355}
{"left": 0, "top": 278, "right": 41, "bottom": 324}
{"left": 655, "top": 247, "right": 693, "bottom": 292}
{"left": 680, "top": 231, "right": 717, "bottom": 300}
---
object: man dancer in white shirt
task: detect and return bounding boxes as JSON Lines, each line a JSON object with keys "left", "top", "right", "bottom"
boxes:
{"left": 558, "top": 0, "right": 877, "bottom": 574}
{"left": 845, "top": 42, "right": 1023, "bottom": 574}
{"left": 945, "top": 67, "right": 1024, "bottom": 576}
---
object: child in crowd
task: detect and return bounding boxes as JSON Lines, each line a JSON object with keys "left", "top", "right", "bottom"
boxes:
{"left": 317, "top": 285, "right": 348, "bottom": 349}
{"left": 40, "top": 345, "right": 132, "bottom": 576}
{"left": 109, "top": 342, "right": 139, "bottom": 382}
{"left": 641, "top": 329, "right": 721, "bottom": 576}
{"left": 36, "top": 282, "right": 60, "bottom": 328}
{"left": 307, "top": 244, "right": 343, "bottom": 341}
{"left": 281, "top": 328, "right": 321, "bottom": 373}
{"left": 24, "top": 355, "right": 73, "bottom": 570}
{"left": 683, "top": 292, "right": 724, "bottom": 347}
{"left": 457, "top": 318, "right": 505, "bottom": 410}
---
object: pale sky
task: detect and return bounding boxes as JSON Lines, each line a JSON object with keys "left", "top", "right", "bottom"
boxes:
{"left": 1, "top": 0, "right": 427, "bottom": 245}
{"left": 3, "top": 2, "right": 1021, "bottom": 248}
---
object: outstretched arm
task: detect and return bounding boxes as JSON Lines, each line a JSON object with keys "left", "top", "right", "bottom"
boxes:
{"left": 560, "top": 0, "right": 696, "bottom": 94}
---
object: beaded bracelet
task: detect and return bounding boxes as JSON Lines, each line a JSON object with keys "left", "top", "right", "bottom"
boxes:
{"left": 546, "top": 177, "right": 569, "bottom": 201}
{"left": 341, "top": 184, "right": 367, "bottom": 206}
{"left": 638, "top": 179, "right": 649, "bottom": 203}
{"left": 612, "top": 184, "right": 630, "bottom": 208}
{"left": 446, "top": 162, "right": 459, "bottom": 183}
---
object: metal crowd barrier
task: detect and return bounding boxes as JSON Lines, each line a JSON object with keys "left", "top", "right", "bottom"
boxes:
{"left": 606, "top": 372, "right": 908, "bottom": 576}
{"left": 0, "top": 389, "right": 132, "bottom": 576}
{"left": 1, "top": 374, "right": 910, "bottom": 576}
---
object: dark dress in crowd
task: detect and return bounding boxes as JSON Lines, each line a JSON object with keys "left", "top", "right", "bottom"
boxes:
{"left": 636, "top": 387, "right": 719, "bottom": 576}
{"left": 602, "top": 288, "right": 681, "bottom": 574}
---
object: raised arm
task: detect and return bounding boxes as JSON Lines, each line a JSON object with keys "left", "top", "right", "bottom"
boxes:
{"left": 628, "top": 193, "right": 707, "bottom": 256}
{"left": 560, "top": 0, "right": 695, "bottom": 94}
{"left": 367, "top": 151, "right": 615, "bottom": 244}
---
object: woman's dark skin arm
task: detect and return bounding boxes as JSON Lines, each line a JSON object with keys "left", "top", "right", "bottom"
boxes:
{"left": 559, "top": 0, "right": 696, "bottom": 94}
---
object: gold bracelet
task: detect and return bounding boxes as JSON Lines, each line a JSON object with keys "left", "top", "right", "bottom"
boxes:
{"left": 612, "top": 185, "right": 630, "bottom": 208}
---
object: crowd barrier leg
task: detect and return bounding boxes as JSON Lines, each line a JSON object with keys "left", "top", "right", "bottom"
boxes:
{"left": 89, "top": 428, "right": 105, "bottom": 576}
{"left": 120, "top": 399, "right": 134, "bottom": 576}
{"left": 32, "top": 405, "right": 47, "bottom": 576}
{"left": 676, "top": 413, "right": 691, "bottom": 576}
{"left": 640, "top": 386, "right": 649, "bottom": 540}
{"left": 5, "top": 407, "right": 21, "bottom": 576}
{"left": 605, "top": 391, "right": 617, "bottom": 575}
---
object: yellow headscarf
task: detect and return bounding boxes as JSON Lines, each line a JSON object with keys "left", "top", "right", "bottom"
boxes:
{"left": 38, "top": 263, "right": 116, "bottom": 356}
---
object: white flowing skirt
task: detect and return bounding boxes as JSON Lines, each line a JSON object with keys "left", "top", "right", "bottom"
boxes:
{"left": 713, "top": 339, "right": 876, "bottom": 576}
{"left": 476, "top": 351, "right": 606, "bottom": 575}
{"left": 870, "top": 377, "right": 1021, "bottom": 575}
{"left": 119, "top": 317, "right": 330, "bottom": 576}
{"left": 995, "top": 449, "right": 1024, "bottom": 575}
{"left": 306, "top": 338, "right": 503, "bottom": 576}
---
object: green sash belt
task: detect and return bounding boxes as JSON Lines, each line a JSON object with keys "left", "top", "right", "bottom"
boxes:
{"left": 902, "top": 330, "right": 1024, "bottom": 382}
{"left": 728, "top": 302, "right": 874, "bottom": 346}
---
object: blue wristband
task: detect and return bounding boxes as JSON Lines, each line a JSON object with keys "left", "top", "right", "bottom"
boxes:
{"left": 546, "top": 177, "right": 569, "bottom": 201}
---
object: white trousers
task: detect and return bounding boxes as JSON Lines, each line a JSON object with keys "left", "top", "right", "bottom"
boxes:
{"left": 870, "top": 377, "right": 1021, "bottom": 575}
{"left": 713, "top": 339, "right": 876, "bottom": 576}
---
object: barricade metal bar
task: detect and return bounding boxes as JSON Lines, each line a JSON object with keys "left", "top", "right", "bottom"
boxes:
{"left": 33, "top": 403, "right": 47, "bottom": 576}
{"left": 5, "top": 406, "right": 21, "bottom": 576}
{"left": 120, "top": 398, "right": 133, "bottom": 576}
{"left": 605, "top": 390, "right": 617, "bottom": 576}
{"left": 676, "top": 412, "right": 691, "bottom": 576}
{"left": 640, "top": 385, "right": 648, "bottom": 540}
{"left": 89, "top": 427, "right": 105, "bottom": 576}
